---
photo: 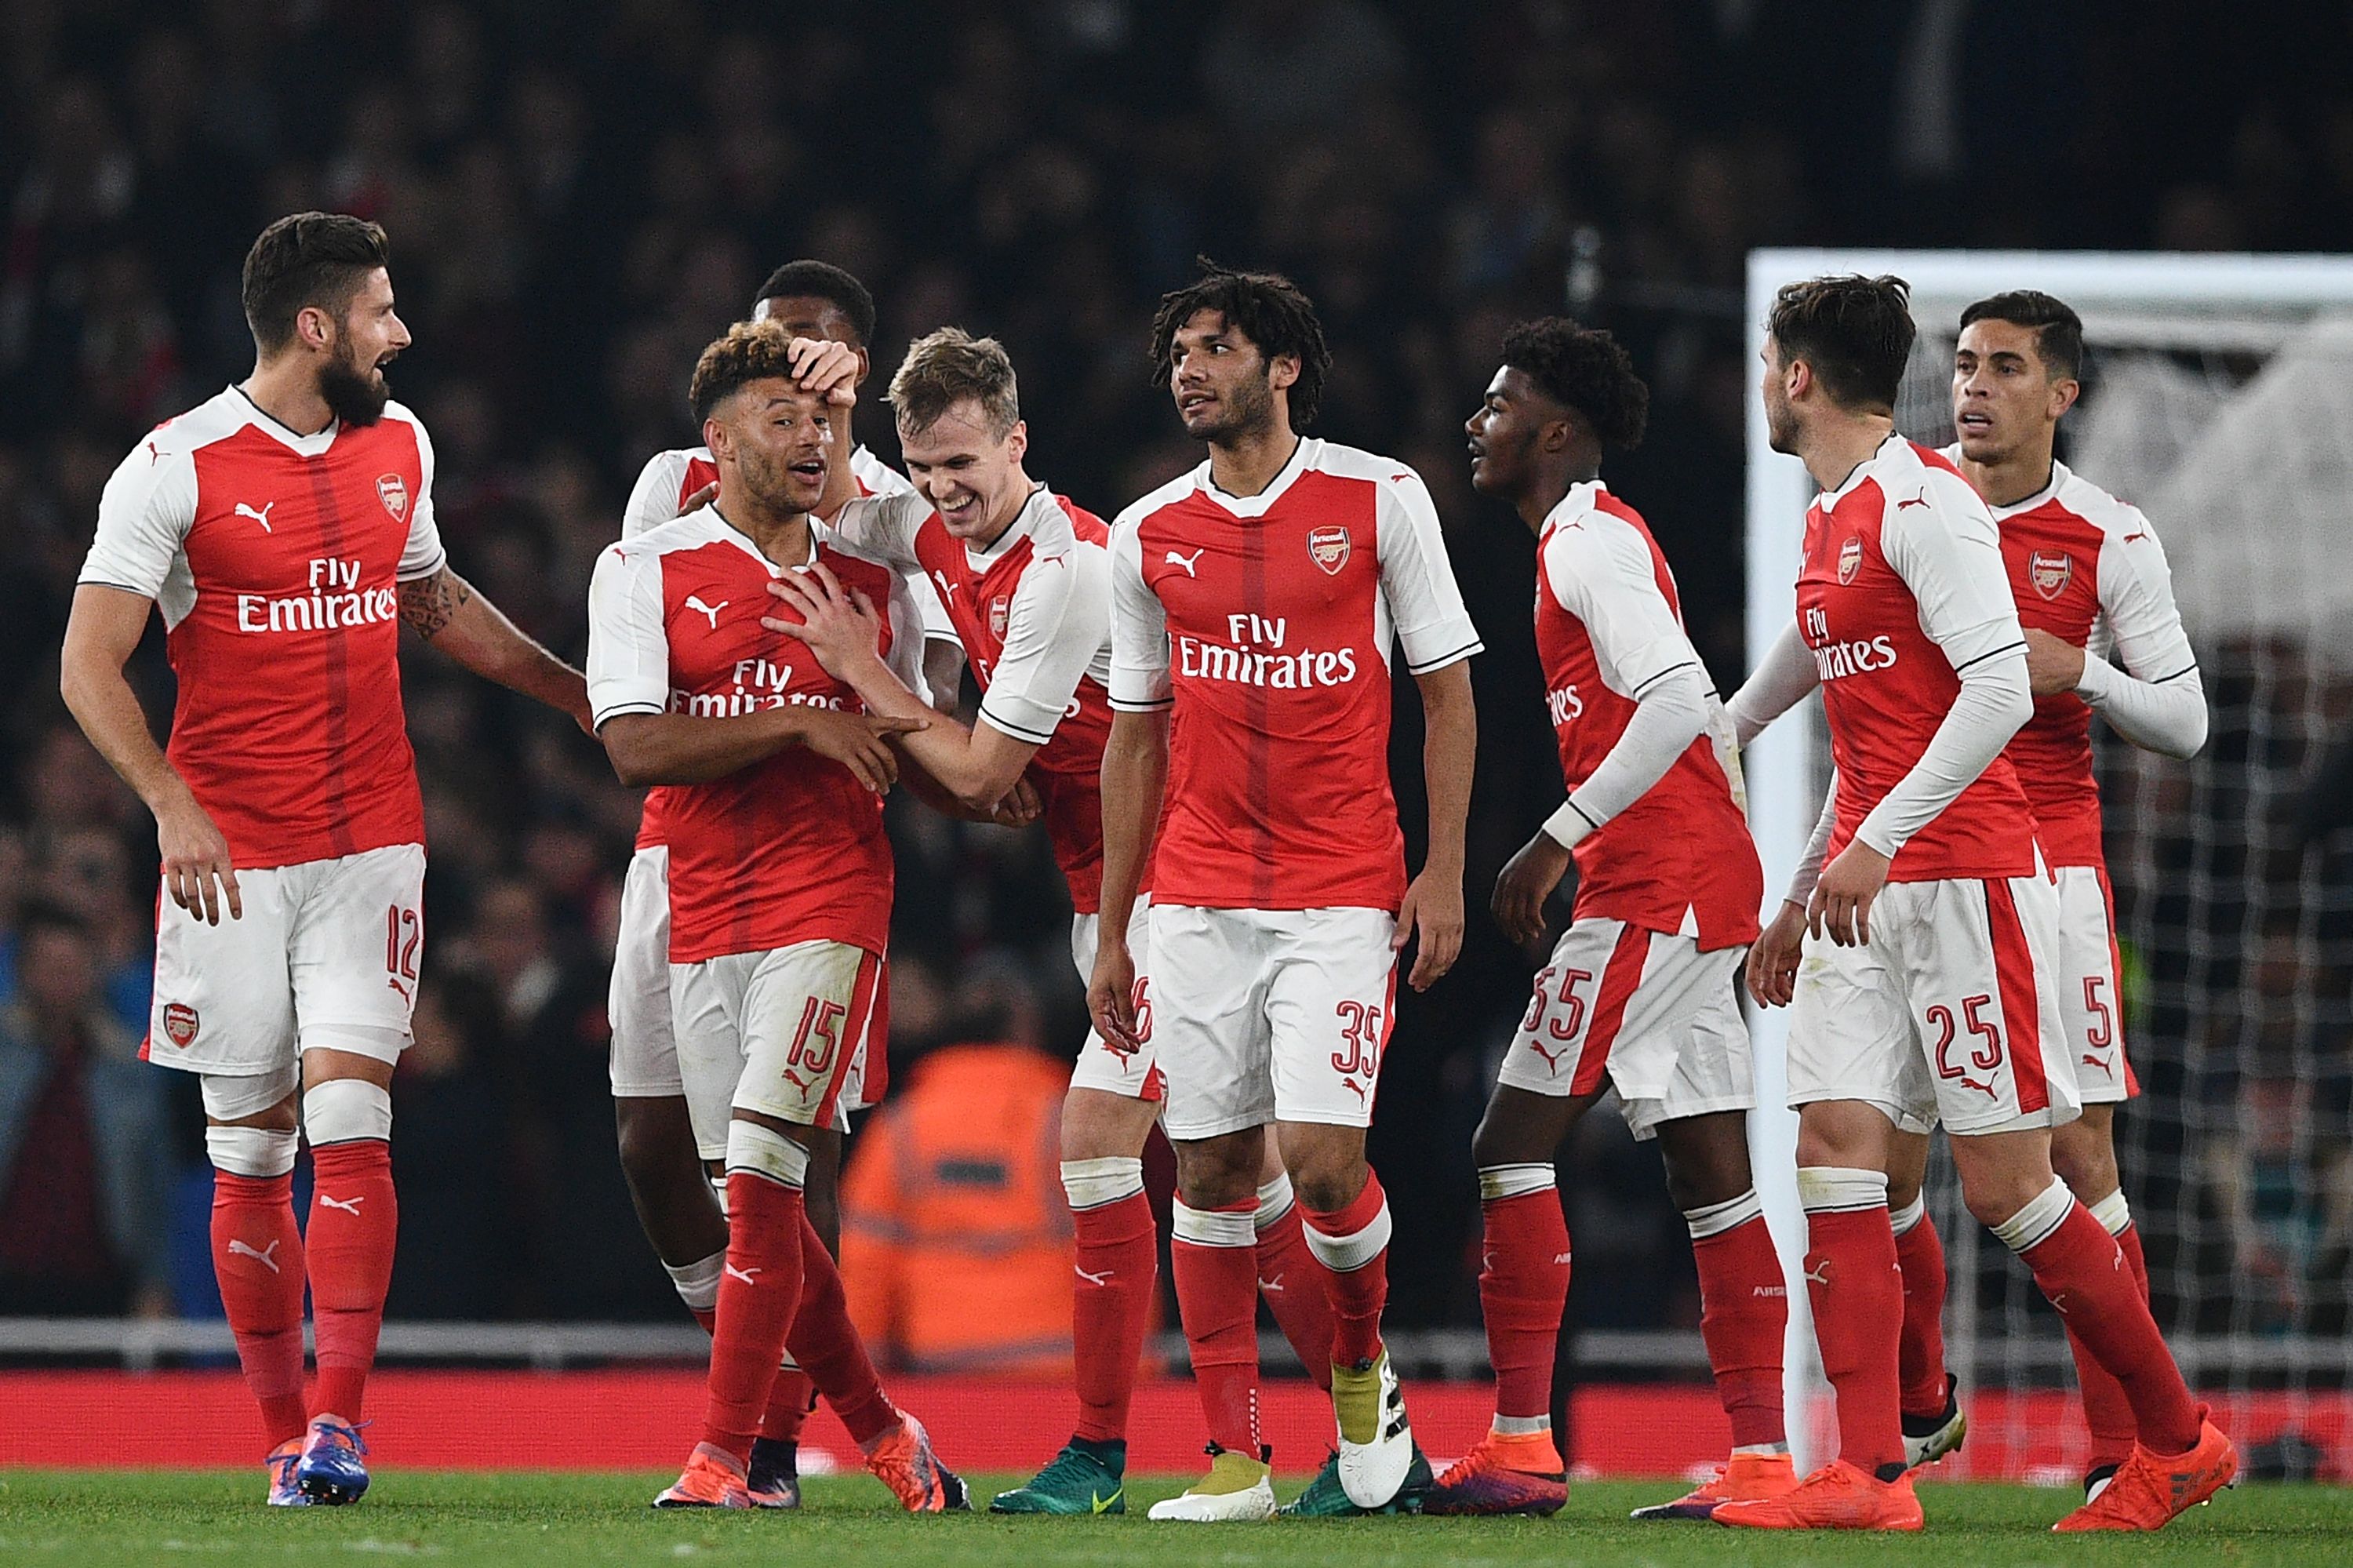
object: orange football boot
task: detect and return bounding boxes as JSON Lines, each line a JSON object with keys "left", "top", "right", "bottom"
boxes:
{"left": 1713, "top": 1458, "right": 1924, "bottom": 1530}
{"left": 653, "top": 1442, "right": 752, "bottom": 1508}
{"left": 2052, "top": 1413, "right": 2236, "bottom": 1532}
{"left": 862, "top": 1413, "right": 972, "bottom": 1512}
{"left": 1631, "top": 1450, "right": 1799, "bottom": 1521}
{"left": 1424, "top": 1428, "right": 1568, "bottom": 1516}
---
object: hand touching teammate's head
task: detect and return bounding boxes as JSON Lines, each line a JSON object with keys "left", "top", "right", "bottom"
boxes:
{"left": 1150, "top": 257, "right": 1331, "bottom": 444}
{"left": 753, "top": 260, "right": 878, "bottom": 389}
{"left": 689, "top": 320, "right": 834, "bottom": 518}
{"left": 242, "top": 213, "right": 408, "bottom": 426}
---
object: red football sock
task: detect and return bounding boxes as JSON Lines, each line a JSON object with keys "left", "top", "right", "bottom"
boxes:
{"left": 1893, "top": 1208, "right": 1951, "bottom": 1418}
{"left": 305, "top": 1141, "right": 397, "bottom": 1424}
{"left": 702, "top": 1174, "right": 806, "bottom": 1463}
{"left": 2064, "top": 1213, "right": 2145, "bottom": 1470}
{"left": 784, "top": 1211, "right": 895, "bottom": 1446}
{"left": 2019, "top": 1203, "right": 2198, "bottom": 1456}
{"left": 1302, "top": 1172, "right": 1391, "bottom": 1370}
{"left": 211, "top": 1170, "right": 308, "bottom": 1448}
{"left": 1798, "top": 1171, "right": 1904, "bottom": 1475}
{"left": 1690, "top": 1212, "right": 1787, "bottom": 1449}
{"left": 1071, "top": 1189, "right": 1158, "bottom": 1442}
{"left": 1253, "top": 1200, "right": 1336, "bottom": 1394}
{"left": 1478, "top": 1187, "right": 1570, "bottom": 1422}
{"left": 1171, "top": 1201, "right": 1263, "bottom": 1456}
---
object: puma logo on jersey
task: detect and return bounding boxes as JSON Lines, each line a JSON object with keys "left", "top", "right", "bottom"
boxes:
{"left": 684, "top": 595, "right": 729, "bottom": 628}
{"left": 1802, "top": 1259, "right": 1832, "bottom": 1287}
{"left": 227, "top": 1239, "right": 282, "bottom": 1273}
{"left": 317, "top": 1193, "right": 365, "bottom": 1214}
{"left": 933, "top": 571, "right": 960, "bottom": 601}
{"left": 1258, "top": 1275, "right": 1285, "bottom": 1294}
{"left": 1164, "top": 548, "right": 1204, "bottom": 577}
{"left": 1075, "top": 1264, "right": 1113, "bottom": 1286}
{"left": 1896, "top": 492, "right": 1930, "bottom": 510}
{"left": 1339, "top": 1079, "right": 1369, "bottom": 1104}
{"left": 725, "top": 1264, "right": 762, "bottom": 1286}
{"left": 387, "top": 977, "right": 413, "bottom": 1003}
{"left": 1957, "top": 1074, "right": 1998, "bottom": 1100}
{"left": 2081, "top": 1053, "right": 2115, "bottom": 1078}
{"left": 1528, "top": 1039, "right": 1569, "bottom": 1075}
{"left": 235, "top": 501, "right": 276, "bottom": 533}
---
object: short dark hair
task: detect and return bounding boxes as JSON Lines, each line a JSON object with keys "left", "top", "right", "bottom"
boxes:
{"left": 241, "top": 212, "right": 392, "bottom": 353}
{"left": 1149, "top": 256, "right": 1331, "bottom": 429}
{"left": 689, "top": 318, "right": 808, "bottom": 423}
{"left": 1766, "top": 274, "right": 1915, "bottom": 412}
{"left": 889, "top": 327, "right": 1020, "bottom": 438}
{"left": 1958, "top": 289, "right": 2084, "bottom": 382}
{"left": 752, "top": 260, "right": 877, "bottom": 346}
{"left": 1500, "top": 318, "right": 1649, "bottom": 450}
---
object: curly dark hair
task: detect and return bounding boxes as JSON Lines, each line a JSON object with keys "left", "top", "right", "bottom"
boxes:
{"left": 1500, "top": 317, "right": 1649, "bottom": 450}
{"left": 1147, "top": 256, "right": 1330, "bottom": 428}
{"left": 689, "top": 318, "right": 809, "bottom": 422}
{"left": 752, "top": 260, "right": 877, "bottom": 346}
{"left": 1766, "top": 274, "right": 1915, "bottom": 411}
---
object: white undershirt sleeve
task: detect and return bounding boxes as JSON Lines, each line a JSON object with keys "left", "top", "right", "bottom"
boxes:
{"left": 1548, "top": 666, "right": 1713, "bottom": 846}
{"left": 1853, "top": 476, "right": 2032, "bottom": 858}
{"left": 878, "top": 566, "right": 932, "bottom": 707}
{"left": 1106, "top": 515, "right": 1171, "bottom": 711}
{"left": 586, "top": 542, "right": 671, "bottom": 729}
{"left": 1726, "top": 621, "right": 1820, "bottom": 747}
{"left": 2078, "top": 515, "right": 2206, "bottom": 758}
{"left": 1786, "top": 773, "right": 1840, "bottom": 906}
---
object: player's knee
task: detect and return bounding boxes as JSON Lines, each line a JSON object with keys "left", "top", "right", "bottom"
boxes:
{"left": 304, "top": 1079, "right": 393, "bottom": 1147}
{"left": 1956, "top": 1160, "right": 2057, "bottom": 1232}
{"left": 1173, "top": 1133, "right": 1260, "bottom": 1209}
{"left": 205, "top": 1125, "right": 298, "bottom": 1177}
{"left": 2049, "top": 1138, "right": 2118, "bottom": 1206}
{"left": 614, "top": 1097, "right": 686, "bottom": 1183}
{"left": 1284, "top": 1140, "right": 1369, "bottom": 1214}
{"left": 199, "top": 1066, "right": 300, "bottom": 1134}
{"left": 1060, "top": 1087, "right": 1155, "bottom": 1163}
{"left": 1656, "top": 1114, "right": 1754, "bottom": 1211}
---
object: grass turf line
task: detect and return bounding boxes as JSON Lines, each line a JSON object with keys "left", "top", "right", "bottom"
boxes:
{"left": 0, "top": 1470, "right": 2343, "bottom": 1566}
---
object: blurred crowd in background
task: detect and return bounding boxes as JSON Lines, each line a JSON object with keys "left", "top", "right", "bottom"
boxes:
{"left": 0, "top": 0, "right": 2346, "bottom": 1341}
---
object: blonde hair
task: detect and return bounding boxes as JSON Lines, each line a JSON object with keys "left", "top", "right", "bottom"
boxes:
{"left": 888, "top": 327, "right": 1020, "bottom": 438}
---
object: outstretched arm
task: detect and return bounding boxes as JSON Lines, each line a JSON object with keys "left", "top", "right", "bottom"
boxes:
{"left": 400, "top": 566, "right": 591, "bottom": 731}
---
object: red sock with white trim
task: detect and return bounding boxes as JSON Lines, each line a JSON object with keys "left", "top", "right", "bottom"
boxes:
{"left": 1798, "top": 1166, "right": 1905, "bottom": 1476}
{"left": 1890, "top": 1195, "right": 1952, "bottom": 1419}
{"left": 1170, "top": 1199, "right": 1264, "bottom": 1455}
{"left": 703, "top": 1127, "right": 810, "bottom": 1464}
{"left": 1996, "top": 1177, "right": 2198, "bottom": 1456}
{"left": 1685, "top": 1189, "right": 1787, "bottom": 1450}
{"left": 1064, "top": 1158, "right": 1157, "bottom": 1443}
{"left": 306, "top": 1141, "right": 397, "bottom": 1423}
{"left": 1476, "top": 1164, "right": 1569, "bottom": 1428}
{"left": 1253, "top": 1173, "right": 1335, "bottom": 1393}
{"left": 784, "top": 1210, "right": 896, "bottom": 1446}
{"left": 1301, "top": 1170, "right": 1392, "bottom": 1369}
{"left": 209, "top": 1166, "right": 308, "bottom": 1448}
{"left": 2064, "top": 1190, "right": 2143, "bottom": 1471}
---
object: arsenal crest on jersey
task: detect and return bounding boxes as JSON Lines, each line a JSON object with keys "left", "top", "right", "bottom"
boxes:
{"left": 1837, "top": 535, "right": 1862, "bottom": 584}
{"left": 161, "top": 1002, "right": 200, "bottom": 1047}
{"left": 2028, "top": 549, "right": 2073, "bottom": 600}
{"left": 1307, "top": 525, "right": 1351, "bottom": 575}
{"left": 376, "top": 472, "right": 409, "bottom": 520}
{"left": 988, "top": 595, "right": 1009, "bottom": 638}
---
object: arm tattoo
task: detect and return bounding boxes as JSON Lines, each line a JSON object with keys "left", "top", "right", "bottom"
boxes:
{"left": 398, "top": 567, "right": 473, "bottom": 639}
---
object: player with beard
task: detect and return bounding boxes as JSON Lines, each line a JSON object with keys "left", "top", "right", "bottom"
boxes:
{"left": 1438, "top": 319, "right": 1794, "bottom": 1522}
{"left": 609, "top": 261, "right": 955, "bottom": 1507}
{"left": 1718, "top": 275, "right": 2231, "bottom": 1533}
{"left": 1092, "top": 261, "right": 1481, "bottom": 1520}
{"left": 754, "top": 326, "right": 1340, "bottom": 1516}
{"left": 1748, "top": 292, "right": 2208, "bottom": 1505}
{"left": 590, "top": 320, "right": 966, "bottom": 1512}
{"left": 61, "top": 213, "right": 591, "bottom": 1506}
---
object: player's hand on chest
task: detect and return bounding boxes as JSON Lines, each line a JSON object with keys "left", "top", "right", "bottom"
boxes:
{"left": 668, "top": 563, "right": 861, "bottom": 712}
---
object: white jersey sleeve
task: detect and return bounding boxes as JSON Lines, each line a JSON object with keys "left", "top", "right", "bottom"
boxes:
{"left": 1856, "top": 475, "right": 2032, "bottom": 857}
{"left": 978, "top": 543, "right": 1111, "bottom": 747}
{"left": 821, "top": 493, "right": 926, "bottom": 576}
{"left": 2079, "top": 510, "right": 2206, "bottom": 758}
{"left": 1374, "top": 467, "right": 1482, "bottom": 675}
{"left": 80, "top": 437, "right": 198, "bottom": 609}
{"left": 622, "top": 449, "right": 700, "bottom": 540}
{"left": 587, "top": 540, "right": 671, "bottom": 728}
{"left": 877, "top": 562, "right": 932, "bottom": 706}
{"left": 1726, "top": 620, "right": 1820, "bottom": 747}
{"left": 1106, "top": 513, "right": 1171, "bottom": 712}
{"left": 391, "top": 407, "right": 448, "bottom": 580}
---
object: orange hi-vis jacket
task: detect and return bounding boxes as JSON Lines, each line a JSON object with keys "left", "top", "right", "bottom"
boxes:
{"left": 839, "top": 1042, "right": 1077, "bottom": 1377}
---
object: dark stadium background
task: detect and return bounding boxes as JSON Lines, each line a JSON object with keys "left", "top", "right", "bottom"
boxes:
{"left": 0, "top": 0, "right": 2341, "bottom": 1341}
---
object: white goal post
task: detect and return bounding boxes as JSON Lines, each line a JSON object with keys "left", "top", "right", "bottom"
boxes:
{"left": 1744, "top": 249, "right": 2353, "bottom": 1476}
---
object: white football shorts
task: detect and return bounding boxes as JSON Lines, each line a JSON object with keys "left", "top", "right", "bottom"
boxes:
{"left": 145, "top": 842, "right": 425, "bottom": 1077}
{"left": 2050, "top": 863, "right": 2134, "bottom": 1104}
{"left": 1067, "top": 899, "right": 1164, "bottom": 1102}
{"left": 671, "top": 939, "right": 885, "bottom": 1159}
{"left": 1786, "top": 868, "right": 2081, "bottom": 1137}
{"left": 1497, "top": 917, "right": 1754, "bottom": 1141}
{"left": 608, "top": 843, "right": 683, "bottom": 1097}
{"left": 1147, "top": 904, "right": 1397, "bottom": 1140}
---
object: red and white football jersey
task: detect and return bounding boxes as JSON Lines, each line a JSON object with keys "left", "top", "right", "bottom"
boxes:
{"left": 78, "top": 387, "right": 446, "bottom": 869}
{"left": 1108, "top": 438, "right": 1482, "bottom": 911}
{"left": 1798, "top": 436, "right": 2038, "bottom": 882}
{"left": 586, "top": 508, "right": 925, "bottom": 963}
{"left": 1536, "top": 482, "right": 1761, "bottom": 948}
{"left": 831, "top": 485, "right": 1130, "bottom": 912}
{"left": 1944, "top": 453, "right": 2198, "bottom": 870}
{"left": 618, "top": 442, "right": 928, "bottom": 853}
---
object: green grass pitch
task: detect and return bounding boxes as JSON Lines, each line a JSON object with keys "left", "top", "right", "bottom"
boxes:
{"left": 0, "top": 1470, "right": 2344, "bottom": 1566}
